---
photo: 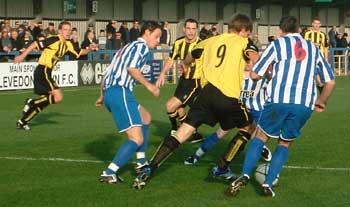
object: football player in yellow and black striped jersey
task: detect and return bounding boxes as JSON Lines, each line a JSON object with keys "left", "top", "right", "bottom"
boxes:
{"left": 15, "top": 21, "right": 97, "bottom": 130}
{"left": 304, "top": 17, "right": 328, "bottom": 93}
{"left": 133, "top": 14, "right": 260, "bottom": 189}
{"left": 155, "top": 18, "right": 203, "bottom": 143}
{"left": 304, "top": 17, "right": 329, "bottom": 59}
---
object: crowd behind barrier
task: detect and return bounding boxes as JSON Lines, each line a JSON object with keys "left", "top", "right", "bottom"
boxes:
{"left": 1, "top": 47, "right": 348, "bottom": 75}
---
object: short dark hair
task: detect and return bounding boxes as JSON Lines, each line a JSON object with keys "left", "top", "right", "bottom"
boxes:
{"left": 58, "top": 21, "right": 71, "bottom": 30}
{"left": 279, "top": 16, "right": 299, "bottom": 33}
{"left": 228, "top": 14, "right": 252, "bottom": 32}
{"left": 312, "top": 17, "right": 321, "bottom": 22}
{"left": 184, "top": 18, "right": 198, "bottom": 28}
{"left": 140, "top": 21, "right": 161, "bottom": 36}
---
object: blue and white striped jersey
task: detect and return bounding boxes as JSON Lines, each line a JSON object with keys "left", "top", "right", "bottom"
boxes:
{"left": 240, "top": 74, "right": 268, "bottom": 111}
{"left": 252, "top": 33, "right": 335, "bottom": 109}
{"left": 103, "top": 38, "right": 150, "bottom": 91}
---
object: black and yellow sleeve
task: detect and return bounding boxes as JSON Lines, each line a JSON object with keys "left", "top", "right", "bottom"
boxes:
{"left": 35, "top": 36, "right": 60, "bottom": 51}
{"left": 244, "top": 38, "right": 259, "bottom": 60}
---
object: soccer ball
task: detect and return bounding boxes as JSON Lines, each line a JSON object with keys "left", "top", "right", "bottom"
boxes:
{"left": 254, "top": 163, "right": 279, "bottom": 186}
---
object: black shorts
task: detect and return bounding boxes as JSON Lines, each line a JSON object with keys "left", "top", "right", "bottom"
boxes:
{"left": 185, "top": 83, "right": 253, "bottom": 131}
{"left": 33, "top": 65, "right": 59, "bottom": 95}
{"left": 174, "top": 76, "right": 201, "bottom": 107}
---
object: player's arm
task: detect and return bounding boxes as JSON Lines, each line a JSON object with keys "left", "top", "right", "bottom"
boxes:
{"left": 156, "top": 42, "right": 179, "bottom": 87}
{"left": 250, "top": 42, "right": 275, "bottom": 80}
{"left": 80, "top": 43, "right": 98, "bottom": 56}
{"left": 323, "top": 33, "right": 329, "bottom": 62}
{"left": 95, "top": 75, "right": 105, "bottom": 107}
{"left": 14, "top": 41, "right": 38, "bottom": 63}
{"left": 156, "top": 58, "right": 175, "bottom": 87}
{"left": 314, "top": 53, "right": 336, "bottom": 112}
{"left": 315, "top": 79, "right": 335, "bottom": 112}
{"left": 15, "top": 36, "right": 60, "bottom": 63}
{"left": 128, "top": 67, "right": 160, "bottom": 97}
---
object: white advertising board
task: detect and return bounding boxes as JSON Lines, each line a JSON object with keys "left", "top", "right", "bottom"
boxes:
{"left": 0, "top": 61, "right": 78, "bottom": 90}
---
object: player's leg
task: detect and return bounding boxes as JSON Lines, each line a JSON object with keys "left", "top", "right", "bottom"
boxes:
{"left": 102, "top": 126, "right": 143, "bottom": 183}
{"left": 183, "top": 79, "right": 204, "bottom": 143}
{"left": 100, "top": 87, "right": 143, "bottom": 184}
{"left": 133, "top": 87, "right": 214, "bottom": 189}
{"left": 184, "top": 127, "right": 229, "bottom": 165}
{"left": 135, "top": 106, "right": 152, "bottom": 171}
{"left": 250, "top": 109, "right": 272, "bottom": 162}
{"left": 262, "top": 105, "right": 312, "bottom": 196}
{"left": 165, "top": 96, "right": 183, "bottom": 132}
{"left": 17, "top": 66, "right": 60, "bottom": 129}
{"left": 262, "top": 138, "right": 291, "bottom": 197}
{"left": 133, "top": 122, "right": 196, "bottom": 189}
{"left": 227, "top": 103, "right": 282, "bottom": 197}
{"left": 151, "top": 123, "right": 196, "bottom": 168}
{"left": 213, "top": 100, "right": 255, "bottom": 178}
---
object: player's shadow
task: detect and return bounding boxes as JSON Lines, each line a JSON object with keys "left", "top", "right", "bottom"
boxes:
{"left": 29, "top": 112, "right": 80, "bottom": 126}
{"left": 149, "top": 119, "right": 172, "bottom": 138}
{"left": 84, "top": 133, "right": 120, "bottom": 162}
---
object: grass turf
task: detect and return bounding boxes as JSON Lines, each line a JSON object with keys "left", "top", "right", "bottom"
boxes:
{"left": 1, "top": 76, "right": 350, "bottom": 207}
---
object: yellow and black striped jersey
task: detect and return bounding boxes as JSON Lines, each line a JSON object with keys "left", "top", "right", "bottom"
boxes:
{"left": 170, "top": 36, "right": 201, "bottom": 79}
{"left": 191, "top": 33, "right": 258, "bottom": 99}
{"left": 35, "top": 35, "right": 82, "bottom": 69}
{"left": 304, "top": 30, "right": 328, "bottom": 56}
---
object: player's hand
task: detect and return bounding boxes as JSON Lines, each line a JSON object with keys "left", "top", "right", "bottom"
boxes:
{"left": 314, "top": 100, "right": 326, "bottom": 113}
{"left": 89, "top": 43, "right": 98, "bottom": 51}
{"left": 95, "top": 95, "right": 104, "bottom": 107}
{"left": 147, "top": 84, "right": 160, "bottom": 97}
{"left": 14, "top": 55, "right": 24, "bottom": 64}
{"left": 178, "top": 63, "right": 187, "bottom": 76}
{"left": 156, "top": 73, "right": 165, "bottom": 88}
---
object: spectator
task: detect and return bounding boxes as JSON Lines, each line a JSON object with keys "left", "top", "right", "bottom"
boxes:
{"left": 119, "top": 22, "right": 130, "bottom": 44}
{"left": 106, "top": 20, "right": 117, "bottom": 35}
{"left": 10, "top": 29, "right": 24, "bottom": 51}
{"left": 1, "top": 28, "right": 12, "bottom": 52}
{"left": 22, "top": 31, "right": 33, "bottom": 49}
{"left": 81, "top": 30, "right": 98, "bottom": 60}
{"left": 98, "top": 29, "right": 107, "bottom": 50}
{"left": 130, "top": 20, "right": 140, "bottom": 42}
{"left": 105, "top": 32, "right": 114, "bottom": 50}
{"left": 18, "top": 25, "right": 27, "bottom": 39}
{"left": 29, "top": 21, "right": 43, "bottom": 40}
{"left": 209, "top": 24, "right": 219, "bottom": 37}
{"left": 328, "top": 25, "right": 338, "bottom": 48}
{"left": 14, "top": 21, "right": 21, "bottom": 31}
{"left": 81, "top": 30, "right": 98, "bottom": 49}
{"left": 210, "top": 27, "right": 218, "bottom": 37}
{"left": 252, "top": 34, "right": 262, "bottom": 51}
{"left": 160, "top": 21, "right": 171, "bottom": 46}
{"left": 42, "top": 22, "right": 57, "bottom": 37}
{"left": 268, "top": 35, "right": 277, "bottom": 43}
{"left": 113, "top": 31, "right": 124, "bottom": 50}
{"left": 3, "top": 19, "right": 11, "bottom": 33}
{"left": 84, "top": 23, "right": 97, "bottom": 43}
{"left": 199, "top": 23, "right": 210, "bottom": 40}
{"left": 69, "top": 27, "right": 80, "bottom": 60}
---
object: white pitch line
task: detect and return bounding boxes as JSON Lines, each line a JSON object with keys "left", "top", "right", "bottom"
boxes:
{"left": 0, "top": 156, "right": 350, "bottom": 172}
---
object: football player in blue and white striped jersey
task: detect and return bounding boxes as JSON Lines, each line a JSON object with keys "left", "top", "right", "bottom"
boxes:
{"left": 95, "top": 21, "right": 161, "bottom": 184}
{"left": 228, "top": 16, "right": 335, "bottom": 198}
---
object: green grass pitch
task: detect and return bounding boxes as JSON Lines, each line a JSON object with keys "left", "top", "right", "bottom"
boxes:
{"left": 1, "top": 77, "right": 350, "bottom": 207}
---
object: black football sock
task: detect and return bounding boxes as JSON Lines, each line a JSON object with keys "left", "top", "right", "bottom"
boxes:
{"left": 150, "top": 135, "right": 180, "bottom": 170}
{"left": 167, "top": 111, "right": 179, "bottom": 130}
{"left": 218, "top": 130, "right": 250, "bottom": 170}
